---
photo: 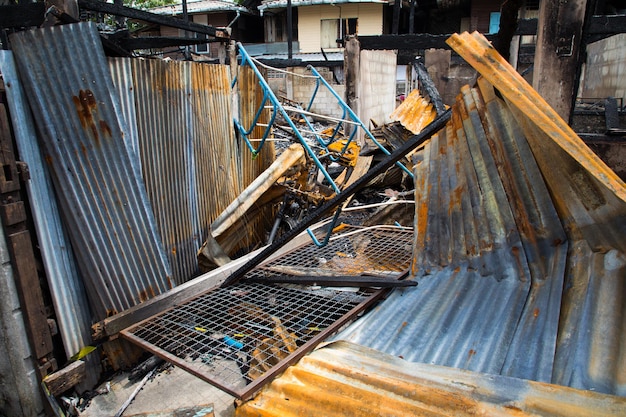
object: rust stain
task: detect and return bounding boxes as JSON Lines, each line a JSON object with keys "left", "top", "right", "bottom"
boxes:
{"left": 137, "top": 286, "right": 155, "bottom": 303}
{"left": 72, "top": 89, "right": 100, "bottom": 145}
{"left": 533, "top": 308, "right": 540, "bottom": 318}
{"left": 171, "top": 246, "right": 177, "bottom": 255}
{"left": 80, "top": 143, "right": 88, "bottom": 157}
{"left": 99, "top": 120, "right": 112, "bottom": 138}
{"left": 106, "top": 309, "right": 118, "bottom": 317}
{"left": 468, "top": 348, "right": 476, "bottom": 360}
{"left": 44, "top": 154, "right": 53, "bottom": 166}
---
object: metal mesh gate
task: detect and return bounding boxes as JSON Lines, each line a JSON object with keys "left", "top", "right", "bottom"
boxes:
{"left": 122, "top": 226, "right": 413, "bottom": 399}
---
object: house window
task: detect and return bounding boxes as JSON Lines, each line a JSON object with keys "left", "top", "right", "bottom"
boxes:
{"left": 196, "top": 33, "right": 209, "bottom": 54}
{"left": 489, "top": 12, "right": 500, "bottom": 34}
{"left": 320, "top": 18, "right": 357, "bottom": 49}
{"left": 192, "top": 14, "right": 210, "bottom": 54}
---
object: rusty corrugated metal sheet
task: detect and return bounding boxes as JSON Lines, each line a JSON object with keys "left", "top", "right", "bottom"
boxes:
{"left": 242, "top": 33, "right": 626, "bottom": 414}
{"left": 447, "top": 32, "right": 626, "bottom": 394}
{"left": 109, "top": 59, "right": 274, "bottom": 285}
{"left": 0, "top": 50, "right": 100, "bottom": 388}
{"left": 389, "top": 89, "right": 438, "bottom": 134}
{"left": 236, "top": 341, "right": 626, "bottom": 417}
{"left": 338, "top": 80, "right": 568, "bottom": 383}
{"left": 10, "top": 23, "right": 173, "bottom": 320}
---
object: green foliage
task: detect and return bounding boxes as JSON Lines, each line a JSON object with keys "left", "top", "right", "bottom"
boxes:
{"left": 125, "top": 0, "right": 177, "bottom": 10}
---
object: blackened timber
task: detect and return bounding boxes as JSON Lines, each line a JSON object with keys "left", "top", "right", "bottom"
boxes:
{"left": 77, "top": 0, "right": 229, "bottom": 38}
{"left": 119, "top": 36, "right": 209, "bottom": 50}
{"left": 359, "top": 19, "right": 540, "bottom": 53}
{"left": 220, "top": 108, "right": 452, "bottom": 288}
{"left": 244, "top": 275, "right": 417, "bottom": 288}
{"left": 494, "top": 0, "right": 523, "bottom": 61}
{"left": 255, "top": 58, "right": 343, "bottom": 68}
{"left": 0, "top": 3, "right": 46, "bottom": 28}
{"left": 413, "top": 59, "right": 445, "bottom": 116}
{"left": 585, "top": 14, "right": 626, "bottom": 43}
{"left": 359, "top": 33, "right": 459, "bottom": 51}
{"left": 588, "top": 14, "right": 626, "bottom": 34}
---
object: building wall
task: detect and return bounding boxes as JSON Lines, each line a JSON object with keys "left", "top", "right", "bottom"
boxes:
{"left": 358, "top": 49, "right": 397, "bottom": 128}
{"left": 298, "top": 3, "right": 383, "bottom": 53}
{"left": 283, "top": 67, "right": 346, "bottom": 117}
{"left": 581, "top": 33, "right": 626, "bottom": 105}
{"left": 469, "top": 0, "right": 501, "bottom": 33}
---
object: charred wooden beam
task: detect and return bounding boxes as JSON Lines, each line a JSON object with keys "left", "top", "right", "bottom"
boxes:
{"left": 254, "top": 58, "right": 343, "bottom": 68}
{"left": 77, "top": 0, "right": 229, "bottom": 38}
{"left": 585, "top": 14, "right": 626, "bottom": 43}
{"left": 533, "top": 0, "right": 587, "bottom": 121}
{"left": 47, "top": 5, "right": 133, "bottom": 57}
{"left": 413, "top": 58, "right": 445, "bottom": 116}
{"left": 118, "top": 36, "right": 209, "bottom": 50}
{"left": 244, "top": 275, "right": 417, "bottom": 288}
{"left": 0, "top": 3, "right": 46, "bottom": 28}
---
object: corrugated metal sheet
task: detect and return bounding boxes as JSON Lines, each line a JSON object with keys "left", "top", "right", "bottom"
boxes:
{"left": 337, "top": 79, "right": 568, "bottom": 383}
{"left": 109, "top": 58, "right": 275, "bottom": 285}
{"left": 236, "top": 341, "right": 626, "bottom": 417}
{"left": 150, "top": 0, "right": 250, "bottom": 15}
{"left": 9, "top": 23, "right": 173, "bottom": 320}
{"left": 389, "top": 89, "right": 438, "bottom": 134}
{"left": 448, "top": 33, "right": 626, "bottom": 394}
{"left": 0, "top": 51, "right": 100, "bottom": 388}
{"left": 327, "top": 31, "right": 626, "bottom": 398}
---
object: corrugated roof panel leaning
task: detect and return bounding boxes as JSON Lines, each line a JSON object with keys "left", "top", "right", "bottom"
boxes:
{"left": 9, "top": 23, "right": 173, "bottom": 321}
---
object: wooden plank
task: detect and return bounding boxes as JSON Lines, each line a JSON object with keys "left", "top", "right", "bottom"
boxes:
{"left": 8, "top": 230, "right": 54, "bottom": 358}
{"left": 344, "top": 37, "right": 360, "bottom": 143}
{"left": 43, "top": 361, "right": 86, "bottom": 396}
{"left": 0, "top": 201, "right": 27, "bottom": 226}
{"left": 0, "top": 104, "right": 20, "bottom": 194}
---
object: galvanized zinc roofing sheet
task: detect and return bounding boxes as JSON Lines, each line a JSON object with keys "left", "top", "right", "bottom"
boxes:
{"left": 9, "top": 23, "right": 173, "bottom": 320}
{"left": 333, "top": 32, "right": 625, "bottom": 397}
{"left": 337, "top": 80, "right": 567, "bottom": 384}
{"left": 235, "top": 341, "right": 626, "bottom": 417}
{"left": 0, "top": 51, "right": 100, "bottom": 388}
{"left": 109, "top": 58, "right": 274, "bottom": 285}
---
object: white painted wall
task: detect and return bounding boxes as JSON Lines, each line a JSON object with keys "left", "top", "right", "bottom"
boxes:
{"left": 298, "top": 3, "right": 383, "bottom": 53}
{"left": 581, "top": 34, "right": 626, "bottom": 105}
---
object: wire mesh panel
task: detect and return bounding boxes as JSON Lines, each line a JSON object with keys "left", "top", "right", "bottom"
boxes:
{"left": 122, "top": 226, "right": 411, "bottom": 399}
{"left": 262, "top": 226, "right": 414, "bottom": 277}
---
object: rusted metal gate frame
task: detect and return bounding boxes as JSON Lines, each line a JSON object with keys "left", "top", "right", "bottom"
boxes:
{"left": 120, "top": 224, "right": 413, "bottom": 399}
{"left": 121, "top": 254, "right": 388, "bottom": 400}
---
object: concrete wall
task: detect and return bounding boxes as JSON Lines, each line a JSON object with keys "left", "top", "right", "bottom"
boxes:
{"left": 297, "top": 3, "right": 383, "bottom": 53}
{"left": 284, "top": 67, "right": 346, "bottom": 117}
{"left": 358, "top": 49, "right": 398, "bottom": 129}
{"left": 581, "top": 33, "right": 626, "bottom": 104}
{"left": 0, "top": 225, "right": 46, "bottom": 416}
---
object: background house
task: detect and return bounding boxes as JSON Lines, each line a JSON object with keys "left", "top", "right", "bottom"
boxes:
{"left": 258, "top": 0, "right": 386, "bottom": 54}
{"left": 147, "top": 0, "right": 264, "bottom": 59}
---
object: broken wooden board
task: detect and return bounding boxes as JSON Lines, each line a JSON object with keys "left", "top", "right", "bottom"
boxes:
{"left": 198, "top": 144, "right": 305, "bottom": 269}
{"left": 42, "top": 360, "right": 86, "bottom": 396}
